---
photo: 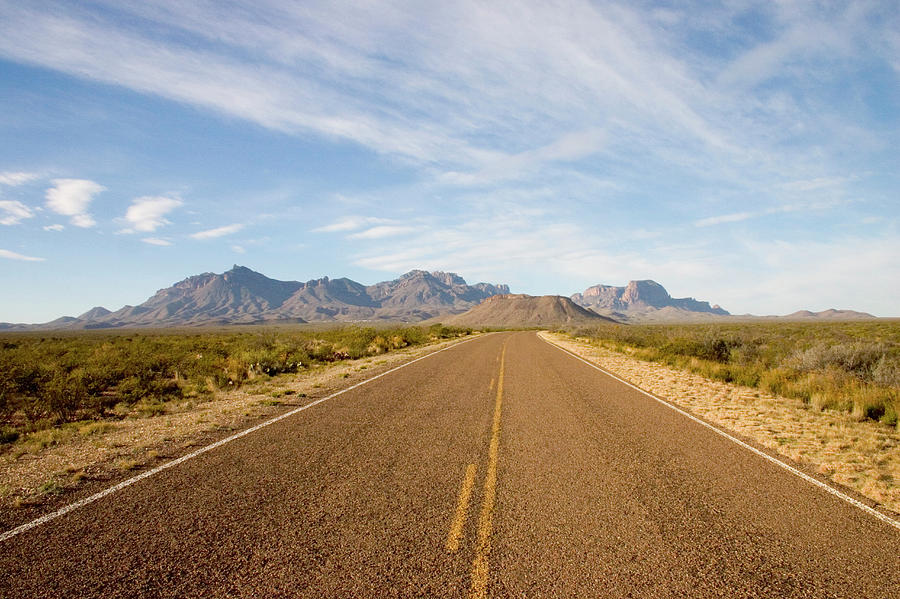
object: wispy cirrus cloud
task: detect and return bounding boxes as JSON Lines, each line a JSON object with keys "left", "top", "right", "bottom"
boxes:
{"left": 695, "top": 212, "right": 755, "bottom": 227}
{"left": 0, "top": 171, "right": 39, "bottom": 186}
{"left": 695, "top": 196, "right": 852, "bottom": 228}
{"left": 440, "top": 129, "right": 607, "bottom": 186}
{"left": 189, "top": 223, "right": 244, "bottom": 239}
{"left": 0, "top": 248, "right": 45, "bottom": 262}
{"left": 779, "top": 176, "right": 856, "bottom": 193}
{"left": 348, "top": 225, "right": 416, "bottom": 240}
{"left": 0, "top": 200, "right": 33, "bottom": 225}
{"left": 121, "top": 196, "right": 182, "bottom": 233}
{"left": 312, "top": 217, "right": 370, "bottom": 233}
{"left": 141, "top": 237, "right": 172, "bottom": 246}
{"left": 311, "top": 216, "right": 392, "bottom": 233}
{"left": 1, "top": 0, "right": 888, "bottom": 187}
{"left": 45, "top": 178, "right": 104, "bottom": 228}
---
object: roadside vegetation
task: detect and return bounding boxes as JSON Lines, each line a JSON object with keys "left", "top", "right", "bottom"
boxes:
{"left": 0, "top": 324, "right": 471, "bottom": 446}
{"left": 569, "top": 320, "right": 900, "bottom": 427}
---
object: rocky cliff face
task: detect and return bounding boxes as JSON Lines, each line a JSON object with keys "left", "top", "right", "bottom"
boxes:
{"left": 572, "top": 280, "right": 729, "bottom": 320}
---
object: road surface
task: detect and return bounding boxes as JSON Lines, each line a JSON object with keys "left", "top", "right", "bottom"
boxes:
{"left": 1, "top": 332, "right": 897, "bottom": 597}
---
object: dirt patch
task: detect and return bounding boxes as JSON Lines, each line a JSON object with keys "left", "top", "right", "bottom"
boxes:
{"left": 540, "top": 331, "right": 900, "bottom": 516}
{"left": 0, "top": 335, "right": 475, "bottom": 526}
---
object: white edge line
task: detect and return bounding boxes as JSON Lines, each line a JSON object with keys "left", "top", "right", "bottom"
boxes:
{"left": 0, "top": 334, "right": 484, "bottom": 543}
{"left": 539, "top": 333, "right": 900, "bottom": 533}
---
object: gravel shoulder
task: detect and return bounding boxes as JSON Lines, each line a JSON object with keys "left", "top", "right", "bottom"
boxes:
{"left": 0, "top": 334, "right": 476, "bottom": 530}
{"left": 540, "top": 331, "right": 900, "bottom": 516}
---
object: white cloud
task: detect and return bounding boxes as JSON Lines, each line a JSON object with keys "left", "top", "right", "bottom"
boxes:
{"left": 71, "top": 213, "right": 97, "bottom": 228}
{"left": 780, "top": 176, "right": 853, "bottom": 192}
{"left": 0, "top": 200, "right": 33, "bottom": 225}
{"left": 45, "top": 178, "right": 104, "bottom": 227}
{"left": 43, "top": 224, "right": 64, "bottom": 231}
{"left": 695, "top": 212, "right": 754, "bottom": 227}
{"left": 311, "top": 216, "right": 390, "bottom": 233}
{"left": 231, "top": 244, "right": 246, "bottom": 253}
{"left": 0, "top": 171, "right": 39, "bottom": 186}
{"left": 0, "top": 248, "right": 46, "bottom": 262}
{"left": 440, "top": 129, "right": 607, "bottom": 186}
{"left": 348, "top": 225, "right": 416, "bottom": 240}
{"left": 122, "top": 195, "right": 182, "bottom": 232}
{"left": 141, "top": 237, "right": 172, "bottom": 246}
{"left": 190, "top": 223, "right": 244, "bottom": 239}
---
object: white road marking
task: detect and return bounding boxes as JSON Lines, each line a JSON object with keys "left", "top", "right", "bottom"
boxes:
{"left": 541, "top": 334, "right": 900, "bottom": 533}
{"left": 0, "top": 335, "right": 484, "bottom": 544}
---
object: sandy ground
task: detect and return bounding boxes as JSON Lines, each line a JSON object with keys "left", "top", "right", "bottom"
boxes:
{"left": 0, "top": 335, "right": 474, "bottom": 516}
{"left": 540, "top": 331, "right": 900, "bottom": 516}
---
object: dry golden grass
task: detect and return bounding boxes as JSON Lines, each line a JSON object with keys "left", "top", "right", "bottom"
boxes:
{"left": 541, "top": 331, "right": 900, "bottom": 515}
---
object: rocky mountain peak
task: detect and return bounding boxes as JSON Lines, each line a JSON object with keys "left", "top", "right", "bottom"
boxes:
{"left": 430, "top": 271, "right": 468, "bottom": 287}
{"left": 78, "top": 306, "right": 112, "bottom": 321}
{"left": 621, "top": 280, "right": 671, "bottom": 307}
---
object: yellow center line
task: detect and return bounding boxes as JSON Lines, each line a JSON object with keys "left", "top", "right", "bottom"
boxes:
{"left": 470, "top": 343, "right": 507, "bottom": 599}
{"left": 446, "top": 464, "right": 478, "bottom": 553}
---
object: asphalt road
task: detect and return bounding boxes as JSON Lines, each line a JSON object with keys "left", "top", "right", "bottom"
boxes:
{"left": 1, "top": 332, "right": 897, "bottom": 598}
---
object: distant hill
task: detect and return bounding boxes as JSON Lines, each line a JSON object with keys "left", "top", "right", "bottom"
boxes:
{"left": 444, "top": 294, "right": 617, "bottom": 328}
{"left": 571, "top": 280, "right": 730, "bottom": 322}
{"left": 774, "top": 309, "right": 877, "bottom": 321}
{"left": 1, "top": 266, "right": 510, "bottom": 330}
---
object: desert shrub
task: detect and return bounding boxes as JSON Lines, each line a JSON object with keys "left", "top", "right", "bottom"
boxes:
{"left": 42, "top": 370, "right": 88, "bottom": 423}
{"left": 793, "top": 342, "right": 888, "bottom": 377}
{"left": 871, "top": 355, "right": 900, "bottom": 388}
{"left": 0, "top": 426, "right": 19, "bottom": 444}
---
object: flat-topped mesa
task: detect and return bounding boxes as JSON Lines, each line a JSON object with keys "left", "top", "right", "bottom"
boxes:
{"left": 572, "top": 280, "right": 729, "bottom": 316}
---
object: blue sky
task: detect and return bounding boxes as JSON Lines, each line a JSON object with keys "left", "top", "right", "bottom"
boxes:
{"left": 1, "top": 0, "right": 898, "bottom": 322}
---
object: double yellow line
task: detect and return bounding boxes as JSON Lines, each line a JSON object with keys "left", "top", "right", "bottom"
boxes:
{"left": 446, "top": 343, "right": 507, "bottom": 598}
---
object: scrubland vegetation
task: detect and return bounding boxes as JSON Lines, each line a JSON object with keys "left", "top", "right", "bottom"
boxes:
{"left": 0, "top": 324, "right": 471, "bottom": 445}
{"left": 570, "top": 320, "right": 900, "bottom": 427}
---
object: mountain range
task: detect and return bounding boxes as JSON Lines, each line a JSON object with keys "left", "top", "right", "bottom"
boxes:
{"left": 0, "top": 266, "right": 877, "bottom": 330}
{"left": 0, "top": 266, "right": 510, "bottom": 330}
